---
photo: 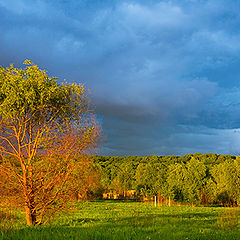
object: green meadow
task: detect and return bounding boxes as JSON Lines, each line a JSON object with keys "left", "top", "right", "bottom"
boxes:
{"left": 1, "top": 200, "right": 240, "bottom": 240}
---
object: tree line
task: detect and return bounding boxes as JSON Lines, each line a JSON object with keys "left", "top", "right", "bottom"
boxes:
{"left": 92, "top": 153, "right": 240, "bottom": 206}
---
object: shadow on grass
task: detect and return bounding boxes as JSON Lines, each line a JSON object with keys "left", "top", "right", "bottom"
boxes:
{"left": 2, "top": 220, "right": 240, "bottom": 240}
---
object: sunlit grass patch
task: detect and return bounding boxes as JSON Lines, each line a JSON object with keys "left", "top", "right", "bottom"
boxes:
{"left": 1, "top": 200, "right": 240, "bottom": 240}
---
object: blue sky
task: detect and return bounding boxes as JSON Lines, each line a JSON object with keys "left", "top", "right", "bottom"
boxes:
{"left": 1, "top": 0, "right": 240, "bottom": 156}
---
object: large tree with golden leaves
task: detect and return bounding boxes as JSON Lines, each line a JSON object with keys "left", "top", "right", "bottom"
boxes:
{"left": 0, "top": 60, "right": 99, "bottom": 225}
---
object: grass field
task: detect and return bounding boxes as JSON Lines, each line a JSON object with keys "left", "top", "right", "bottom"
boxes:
{"left": 1, "top": 200, "right": 240, "bottom": 240}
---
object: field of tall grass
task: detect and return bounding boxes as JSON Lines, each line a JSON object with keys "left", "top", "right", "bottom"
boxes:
{"left": 1, "top": 200, "right": 240, "bottom": 240}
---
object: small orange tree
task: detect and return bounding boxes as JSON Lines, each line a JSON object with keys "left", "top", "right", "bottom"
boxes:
{"left": 0, "top": 60, "right": 100, "bottom": 225}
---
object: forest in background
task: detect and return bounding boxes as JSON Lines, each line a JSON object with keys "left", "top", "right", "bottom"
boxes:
{"left": 84, "top": 153, "right": 240, "bottom": 206}
{"left": 1, "top": 153, "right": 240, "bottom": 209}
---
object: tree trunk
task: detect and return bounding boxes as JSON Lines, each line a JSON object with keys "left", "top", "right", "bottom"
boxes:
{"left": 25, "top": 205, "right": 36, "bottom": 225}
{"left": 23, "top": 165, "right": 37, "bottom": 225}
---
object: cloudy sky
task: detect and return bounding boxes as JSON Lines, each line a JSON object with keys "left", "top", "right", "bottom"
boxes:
{"left": 1, "top": 0, "right": 240, "bottom": 156}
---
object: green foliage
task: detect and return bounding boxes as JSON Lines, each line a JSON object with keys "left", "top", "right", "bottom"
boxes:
{"left": 94, "top": 153, "right": 240, "bottom": 206}
{"left": 211, "top": 159, "right": 240, "bottom": 206}
{"left": 135, "top": 162, "right": 167, "bottom": 196}
{"left": 202, "top": 178, "right": 217, "bottom": 205}
{"left": 167, "top": 163, "right": 186, "bottom": 201}
{"left": 227, "top": 159, "right": 240, "bottom": 205}
{"left": 0, "top": 60, "right": 88, "bottom": 123}
{"left": 183, "top": 157, "right": 206, "bottom": 203}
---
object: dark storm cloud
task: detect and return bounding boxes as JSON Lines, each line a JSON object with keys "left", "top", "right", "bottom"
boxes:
{"left": 1, "top": 0, "right": 240, "bottom": 155}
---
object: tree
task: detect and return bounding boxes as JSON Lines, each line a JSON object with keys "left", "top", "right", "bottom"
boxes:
{"left": 183, "top": 157, "right": 206, "bottom": 204}
{"left": 67, "top": 155, "right": 102, "bottom": 200}
{"left": 110, "top": 159, "right": 138, "bottom": 197}
{"left": 0, "top": 60, "right": 100, "bottom": 225}
{"left": 135, "top": 162, "right": 167, "bottom": 197}
{"left": 167, "top": 163, "right": 185, "bottom": 202}
{"left": 211, "top": 159, "right": 240, "bottom": 206}
{"left": 167, "top": 158, "right": 206, "bottom": 204}
{"left": 211, "top": 161, "right": 232, "bottom": 205}
{"left": 227, "top": 158, "right": 240, "bottom": 205}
